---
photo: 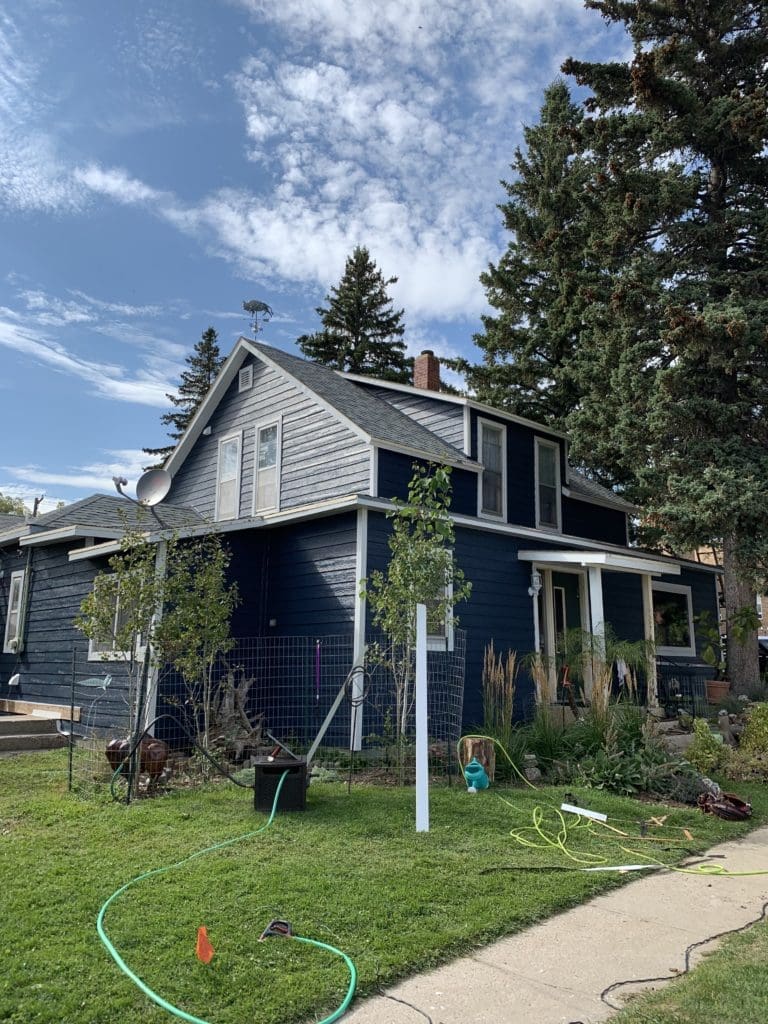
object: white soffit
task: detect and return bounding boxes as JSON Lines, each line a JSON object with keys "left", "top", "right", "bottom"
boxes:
{"left": 517, "top": 549, "right": 681, "bottom": 576}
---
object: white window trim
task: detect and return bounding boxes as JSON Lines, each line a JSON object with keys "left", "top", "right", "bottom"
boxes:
{"left": 3, "top": 570, "right": 25, "bottom": 654}
{"left": 86, "top": 577, "right": 148, "bottom": 662}
{"left": 652, "top": 581, "right": 696, "bottom": 658}
{"left": 215, "top": 430, "right": 243, "bottom": 522}
{"left": 427, "top": 580, "right": 455, "bottom": 652}
{"left": 252, "top": 416, "right": 282, "bottom": 514}
{"left": 535, "top": 437, "right": 562, "bottom": 532}
{"left": 477, "top": 417, "right": 507, "bottom": 521}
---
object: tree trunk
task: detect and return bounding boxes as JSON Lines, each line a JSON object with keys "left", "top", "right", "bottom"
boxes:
{"left": 722, "top": 535, "right": 759, "bottom": 694}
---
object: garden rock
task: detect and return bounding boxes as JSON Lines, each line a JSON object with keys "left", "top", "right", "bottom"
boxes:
{"left": 658, "top": 732, "right": 695, "bottom": 756}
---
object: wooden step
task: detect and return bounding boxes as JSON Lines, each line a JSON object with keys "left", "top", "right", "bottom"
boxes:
{"left": 0, "top": 714, "right": 60, "bottom": 737}
{"left": 0, "top": 731, "right": 67, "bottom": 753}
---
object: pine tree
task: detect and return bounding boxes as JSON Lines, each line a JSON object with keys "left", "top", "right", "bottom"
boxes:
{"left": 144, "top": 327, "right": 225, "bottom": 463}
{"left": 455, "top": 81, "right": 590, "bottom": 427}
{"left": 297, "top": 246, "right": 411, "bottom": 382}
{"left": 561, "top": 0, "right": 768, "bottom": 687}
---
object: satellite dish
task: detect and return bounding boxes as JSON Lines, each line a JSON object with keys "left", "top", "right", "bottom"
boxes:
{"left": 135, "top": 469, "right": 171, "bottom": 507}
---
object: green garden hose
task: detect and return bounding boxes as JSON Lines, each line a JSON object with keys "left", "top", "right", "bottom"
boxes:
{"left": 96, "top": 771, "right": 357, "bottom": 1024}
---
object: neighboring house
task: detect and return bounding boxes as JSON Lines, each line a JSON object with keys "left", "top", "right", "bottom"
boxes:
{"left": 0, "top": 340, "right": 720, "bottom": 728}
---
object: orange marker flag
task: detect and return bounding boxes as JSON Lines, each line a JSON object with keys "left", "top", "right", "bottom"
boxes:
{"left": 196, "top": 925, "right": 215, "bottom": 964}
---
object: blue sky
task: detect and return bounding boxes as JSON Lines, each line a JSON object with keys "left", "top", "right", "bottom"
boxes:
{"left": 0, "top": 0, "right": 627, "bottom": 510}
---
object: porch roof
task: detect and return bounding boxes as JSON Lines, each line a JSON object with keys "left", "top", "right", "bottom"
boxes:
{"left": 517, "top": 549, "right": 680, "bottom": 576}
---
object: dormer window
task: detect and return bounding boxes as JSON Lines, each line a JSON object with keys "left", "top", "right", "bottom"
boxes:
{"left": 535, "top": 437, "right": 561, "bottom": 531}
{"left": 478, "top": 419, "right": 506, "bottom": 519}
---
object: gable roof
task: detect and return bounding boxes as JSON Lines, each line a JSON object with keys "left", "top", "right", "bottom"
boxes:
{"left": 165, "top": 338, "right": 479, "bottom": 477}
{"left": 248, "top": 342, "right": 477, "bottom": 467}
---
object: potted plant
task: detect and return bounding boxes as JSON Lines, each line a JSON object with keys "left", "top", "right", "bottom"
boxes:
{"left": 696, "top": 606, "right": 760, "bottom": 703}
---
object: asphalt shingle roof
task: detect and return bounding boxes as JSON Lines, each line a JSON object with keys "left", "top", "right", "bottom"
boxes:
{"left": 249, "top": 342, "right": 476, "bottom": 468}
{"left": 29, "top": 494, "right": 204, "bottom": 534}
{"left": 567, "top": 471, "right": 636, "bottom": 512}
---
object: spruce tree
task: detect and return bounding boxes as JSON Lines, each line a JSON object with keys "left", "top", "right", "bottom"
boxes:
{"left": 144, "top": 327, "right": 225, "bottom": 463}
{"left": 561, "top": 0, "right": 768, "bottom": 686}
{"left": 456, "top": 81, "right": 590, "bottom": 427}
{"left": 297, "top": 246, "right": 411, "bottom": 382}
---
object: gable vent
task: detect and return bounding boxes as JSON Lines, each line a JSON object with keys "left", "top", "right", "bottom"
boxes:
{"left": 238, "top": 365, "right": 254, "bottom": 392}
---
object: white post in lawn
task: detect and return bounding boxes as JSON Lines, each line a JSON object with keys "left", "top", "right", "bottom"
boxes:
{"left": 415, "top": 602, "right": 429, "bottom": 832}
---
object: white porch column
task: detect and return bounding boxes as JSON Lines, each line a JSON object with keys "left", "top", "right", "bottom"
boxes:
{"left": 542, "top": 569, "right": 557, "bottom": 697}
{"left": 350, "top": 508, "right": 368, "bottom": 751}
{"left": 641, "top": 573, "right": 659, "bottom": 707}
{"left": 587, "top": 566, "right": 605, "bottom": 651}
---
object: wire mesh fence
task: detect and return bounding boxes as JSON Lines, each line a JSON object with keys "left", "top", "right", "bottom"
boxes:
{"left": 67, "top": 630, "right": 466, "bottom": 798}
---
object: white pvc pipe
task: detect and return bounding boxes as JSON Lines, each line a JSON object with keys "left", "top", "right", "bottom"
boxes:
{"left": 415, "top": 603, "right": 429, "bottom": 832}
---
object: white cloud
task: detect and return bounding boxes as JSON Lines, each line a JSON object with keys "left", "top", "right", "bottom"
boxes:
{"left": 3, "top": 449, "right": 150, "bottom": 497}
{"left": 0, "top": 318, "right": 173, "bottom": 407}
{"left": 73, "top": 163, "right": 164, "bottom": 205}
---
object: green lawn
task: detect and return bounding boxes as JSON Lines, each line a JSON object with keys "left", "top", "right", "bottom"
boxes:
{"left": 2, "top": 750, "right": 767, "bottom": 1024}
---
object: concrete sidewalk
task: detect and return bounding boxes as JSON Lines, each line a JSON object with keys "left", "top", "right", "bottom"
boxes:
{"left": 343, "top": 825, "right": 768, "bottom": 1024}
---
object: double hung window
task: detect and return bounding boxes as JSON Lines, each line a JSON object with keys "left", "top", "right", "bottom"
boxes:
{"left": 216, "top": 433, "right": 242, "bottom": 521}
{"left": 478, "top": 419, "right": 506, "bottom": 519}
{"left": 535, "top": 438, "right": 561, "bottom": 531}
{"left": 254, "top": 421, "right": 280, "bottom": 512}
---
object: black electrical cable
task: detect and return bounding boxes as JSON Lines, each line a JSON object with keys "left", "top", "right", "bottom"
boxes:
{"left": 600, "top": 900, "right": 768, "bottom": 1010}
{"left": 379, "top": 991, "right": 436, "bottom": 1023}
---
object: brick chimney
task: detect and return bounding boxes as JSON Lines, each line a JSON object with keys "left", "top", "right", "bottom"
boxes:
{"left": 414, "top": 350, "right": 440, "bottom": 391}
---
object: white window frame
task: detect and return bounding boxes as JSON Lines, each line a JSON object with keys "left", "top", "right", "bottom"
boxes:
{"left": 477, "top": 418, "right": 507, "bottom": 520}
{"left": 3, "top": 570, "right": 25, "bottom": 654}
{"left": 535, "top": 437, "right": 562, "bottom": 532}
{"left": 427, "top": 580, "right": 454, "bottom": 652}
{"left": 215, "top": 431, "right": 242, "bottom": 522}
{"left": 652, "top": 582, "right": 695, "bottom": 657}
{"left": 87, "top": 576, "right": 147, "bottom": 662}
{"left": 252, "top": 417, "right": 282, "bottom": 514}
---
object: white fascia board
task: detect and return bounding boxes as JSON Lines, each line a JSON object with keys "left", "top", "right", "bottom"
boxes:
{"left": 164, "top": 339, "right": 251, "bottom": 477}
{"left": 0, "top": 526, "right": 30, "bottom": 545}
{"left": 340, "top": 372, "right": 568, "bottom": 440}
{"left": 68, "top": 539, "right": 124, "bottom": 561}
{"left": 517, "top": 548, "right": 680, "bottom": 576}
{"left": 21, "top": 525, "right": 124, "bottom": 547}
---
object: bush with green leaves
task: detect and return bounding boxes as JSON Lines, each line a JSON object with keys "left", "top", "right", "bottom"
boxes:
{"left": 741, "top": 703, "right": 768, "bottom": 754}
{"left": 686, "top": 718, "right": 728, "bottom": 775}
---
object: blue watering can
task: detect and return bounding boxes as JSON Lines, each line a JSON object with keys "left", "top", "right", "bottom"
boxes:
{"left": 464, "top": 757, "right": 490, "bottom": 792}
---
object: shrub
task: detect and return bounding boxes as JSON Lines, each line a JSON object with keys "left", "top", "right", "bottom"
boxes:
{"left": 741, "top": 703, "right": 768, "bottom": 754}
{"left": 686, "top": 718, "right": 728, "bottom": 774}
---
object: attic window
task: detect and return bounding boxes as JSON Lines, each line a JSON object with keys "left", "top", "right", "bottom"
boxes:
{"left": 238, "top": 365, "right": 254, "bottom": 392}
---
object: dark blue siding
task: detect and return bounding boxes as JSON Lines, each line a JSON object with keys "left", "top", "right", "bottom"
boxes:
{"left": 377, "top": 451, "right": 477, "bottom": 515}
{"left": 0, "top": 541, "right": 132, "bottom": 715}
{"left": 366, "top": 514, "right": 537, "bottom": 726}
{"left": 602, "top": 573, "right": 644, "bottom": 642}
{"left": 227, "top": 514, "right": 358, "bottom": 637}
{"left": 562, "top": 497, "right": 627, "bottom": 545}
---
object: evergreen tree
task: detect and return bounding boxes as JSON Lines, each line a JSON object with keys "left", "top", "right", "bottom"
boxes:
{"left": 144, "top": 327, "right": 225, "bottom": 463}
{"left": 561, "top": 0, "right": 768, "bottom": 686}
{"left": 455, "top": 81, "right": 590, "bottom": 427}
{"left": 297, "top": 246, "right": 411, "bottom": 382}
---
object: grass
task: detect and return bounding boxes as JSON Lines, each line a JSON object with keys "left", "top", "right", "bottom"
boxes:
{"left": 2, "top": 750, "right": 768, "bottom": 1024}
{"left": 609, "top": 914, "right": 768, "bottom": 1024}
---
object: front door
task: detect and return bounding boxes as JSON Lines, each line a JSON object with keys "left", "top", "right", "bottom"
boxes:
{"left": 536, "top": 568, "right": 587, "bottom": 699}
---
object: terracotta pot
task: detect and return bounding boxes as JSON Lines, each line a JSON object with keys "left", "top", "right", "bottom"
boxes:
{"left": 706, "top": 679, "right": 731, "bottom": 704}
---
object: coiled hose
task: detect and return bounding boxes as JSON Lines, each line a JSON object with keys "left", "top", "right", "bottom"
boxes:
{"left": 96, "top": 771, "right": 357, "bottom": 1023}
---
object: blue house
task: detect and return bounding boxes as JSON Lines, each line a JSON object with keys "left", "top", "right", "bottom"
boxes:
{"left": 0, "top": 339, "right": 719, "bottom": 730}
